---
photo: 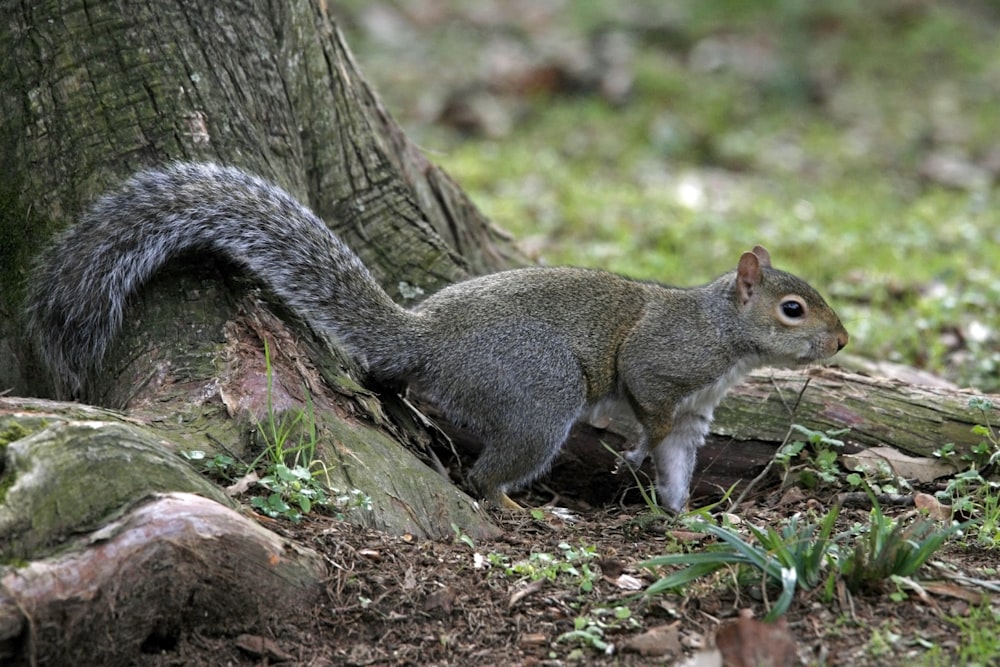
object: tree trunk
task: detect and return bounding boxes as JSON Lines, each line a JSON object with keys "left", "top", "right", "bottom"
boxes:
{"left": 714, "top": 366, "right": 994, "bottom": 459}
{"left": 0, "top": 492, "right": 325, "bottom": 667}
{"left": 1, "top": 3, "right": 509, "bottom": 662}
{"left": 1, "top": 0, "right": 510, "bottom": 535}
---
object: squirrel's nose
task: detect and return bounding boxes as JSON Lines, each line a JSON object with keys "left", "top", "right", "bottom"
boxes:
{"left": 836, "top": 329, "right": 848, "bottom": 352}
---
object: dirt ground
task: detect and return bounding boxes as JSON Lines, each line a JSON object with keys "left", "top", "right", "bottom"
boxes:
{"left": 135, "top": 479, "right": 987, "bottom": 667}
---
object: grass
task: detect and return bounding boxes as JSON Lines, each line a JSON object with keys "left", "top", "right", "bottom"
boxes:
{"left": 488, "top": 541, "right": 602, "bottom": 593}
{"left": 839, "top": 488, "right": 966, "bottom": 594}
{"left": 934, "top": 398, "right": 1000, "bottom": 547}
{"left": 642, "top": 510, "right": 840, "bottom": 621}
{"left": 642, "top": 491, "right": 964, "bottom": 621}
{"left": 922, "top": 602, "right": 1000, "bottom": 667}
{"left": 185, "top": 341, "right": 372, "bottom": 523}
{"left": 340, "top": 0, "right": 1000, "bottom": 391}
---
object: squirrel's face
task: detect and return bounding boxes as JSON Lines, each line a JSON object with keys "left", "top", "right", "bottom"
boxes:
{"left": 735, "top": 247, "right": 849, "bottom": 366}
{"left": 768, "top": 291, "right": 849, "bottom": 363}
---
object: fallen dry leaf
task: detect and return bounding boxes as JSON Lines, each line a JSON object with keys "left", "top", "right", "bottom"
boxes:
{"left": 715, "top": 609, "right": 799, "bottom": 667}
{"left": 621, "top": 622, "right": 682, "bottom": 657}
{"left": 613, "top": 573, "right": 644, "bottom": 591}
{"left": 842, "top": 446, "right": 954, "bottom": 482}
{"left": 914, "top": 492, "right": 951, "bottom": 521}
{"left": 225, "top": 470, "right": 259, "bottom": 497}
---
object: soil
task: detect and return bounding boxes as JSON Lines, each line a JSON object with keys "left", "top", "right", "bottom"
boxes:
{"left": 136, "top": 482, "right": 988, "bottom": 667}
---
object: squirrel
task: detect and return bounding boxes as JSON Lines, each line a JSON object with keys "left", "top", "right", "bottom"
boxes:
{"left": 25, "top": 162, "right": 848, "bottom": 512}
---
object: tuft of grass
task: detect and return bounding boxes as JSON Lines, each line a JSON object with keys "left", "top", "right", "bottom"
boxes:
{"left": 643, "top": 508, "right": 840, "bottom": 621}
{"left": 643, "top": 486, "right": 963, "bottom": 619}
{"left": 840, "top": 486, "right": 966, "bottom": 594}
{"left": 246, "top": 341, "right": 333, "bottom": 522}
{"left": 186, "top": 340, "right": 372, "bottom": 523}
{"left": 921, "top": 602, "right": 1000, "bottom": 667}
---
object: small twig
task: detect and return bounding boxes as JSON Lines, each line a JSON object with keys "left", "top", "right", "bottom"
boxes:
{"left": 732, "top": 377, "right": 811, "bottom": 508}
{"left": 836, "top": 492, "right": 914, "bottom": 509}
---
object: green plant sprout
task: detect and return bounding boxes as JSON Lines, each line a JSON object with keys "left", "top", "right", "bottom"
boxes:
{"left": 185, "top": 340, "right": 371, "bottom": 523}
{"left": 776, "top": 424, "right": 850, "bottom": 489}
{"left": 968, "top": 397, "right": 999, "bottom": 468}
{"left": 492, "top": 542, "right": 600, "bottom": 593}
{"left": 451, "top": 523, "right": 476, "bottom": 549}
{"left": 933, "top": 398, "right": 1000, "bottom": 547}
{"left": 841, "top": 486, "right": 968, "bottom": 594}
{"left": 556, "top": 606, "right": 637, "bottom": 657}
{"left": 643, "top": 508, "right": 840, "bottom": 621}
{"left": 643, "top": 484, "right": 963, "bottom": 619}
{"left": 181, "top": 451, "right": 238, "bottom": 480}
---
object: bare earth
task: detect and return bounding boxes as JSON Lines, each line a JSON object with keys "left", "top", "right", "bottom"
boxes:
{"left": 137, "top": 482, "right": 986, "bottom": 667}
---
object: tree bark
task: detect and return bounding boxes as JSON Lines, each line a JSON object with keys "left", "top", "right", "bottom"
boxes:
{"left": 0, "top": 492, "right": 325, "bottom": 667}
{"left": 714, "top": 366, "right": 994, "bottom": 459}
{"left": 1, "top": 0, "right": 509, "bottom": 537}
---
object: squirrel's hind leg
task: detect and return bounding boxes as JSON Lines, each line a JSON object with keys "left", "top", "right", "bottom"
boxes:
{"left": 467, "top": 357, "right": 586, "bottom": 507}
{"left": 467, "top": 410, "right": 580, "bottom": 508}
{"left": 416, "top": 320, "right": 589, "bottom": 507}
{"left": 465, "top": 368, "right": 585, "bottom": 506}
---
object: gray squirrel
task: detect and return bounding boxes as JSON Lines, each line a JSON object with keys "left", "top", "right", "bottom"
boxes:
{"left": 25, "top": 162, "right": 848, "bottom": 511}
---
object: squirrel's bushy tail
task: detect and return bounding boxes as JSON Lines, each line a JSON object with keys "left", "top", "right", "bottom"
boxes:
{"left": 25, "top": 162, "right": 416, "bottom": 397}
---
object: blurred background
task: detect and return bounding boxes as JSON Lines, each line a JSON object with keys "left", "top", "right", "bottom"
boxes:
{"left": 332, "top": 0, "right": 1000, "bottom": 392}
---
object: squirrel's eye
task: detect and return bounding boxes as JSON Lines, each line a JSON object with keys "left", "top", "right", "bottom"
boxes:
{"left": 781, "top": 300, "right": 805, "bottom": 319}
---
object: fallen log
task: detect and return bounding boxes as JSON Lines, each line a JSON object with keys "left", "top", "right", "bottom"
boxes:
{"left": 714, "top": 366, "right": 994, "bottom": 459}
{"left": 471, "top": 366, "right": 999, "bottom": 507}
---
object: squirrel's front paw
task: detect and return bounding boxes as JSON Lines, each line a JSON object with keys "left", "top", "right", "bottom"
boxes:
{"left": 614, "top": 447, "right": 648, "bottom": 474}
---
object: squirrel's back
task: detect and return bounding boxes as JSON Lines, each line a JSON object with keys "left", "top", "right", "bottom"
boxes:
{"left": 25, "top": 162, "right": 415, "bottom": 397}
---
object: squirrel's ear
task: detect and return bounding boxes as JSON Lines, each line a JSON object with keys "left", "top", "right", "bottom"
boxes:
{"left": 751, "top": 245, "right": 772, "bottom": 267}
{"left": 736, "top": 250, "right": 764, "bottom": 306}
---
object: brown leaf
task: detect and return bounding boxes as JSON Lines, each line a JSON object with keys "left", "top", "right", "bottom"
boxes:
{"left": 841, "top": 446, "right": 954, "bottom": 482}
{"left": 715, "top": 609, "right": 799, "bottom": 667}
{"left": 622, "top": 622, "right": 682, "bottom": 657}
{"left": 914, "top": 492, "right": 951, "bottom": 521}
{"left": 225, "top": 470, "right": 259, "bottom": 497}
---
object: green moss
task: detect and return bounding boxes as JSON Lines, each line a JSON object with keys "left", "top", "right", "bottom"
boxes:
{"left": 0, "top": 421, "right": 42, "bottom": 505}
{"left": 0, "top": 421, "right": 234, "bottom": 562}
{"left": 0, "top": 422, "right": 32, "bottom": 447}
{"left": 0, "top": 468, "right": 11, "bottom": 506}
